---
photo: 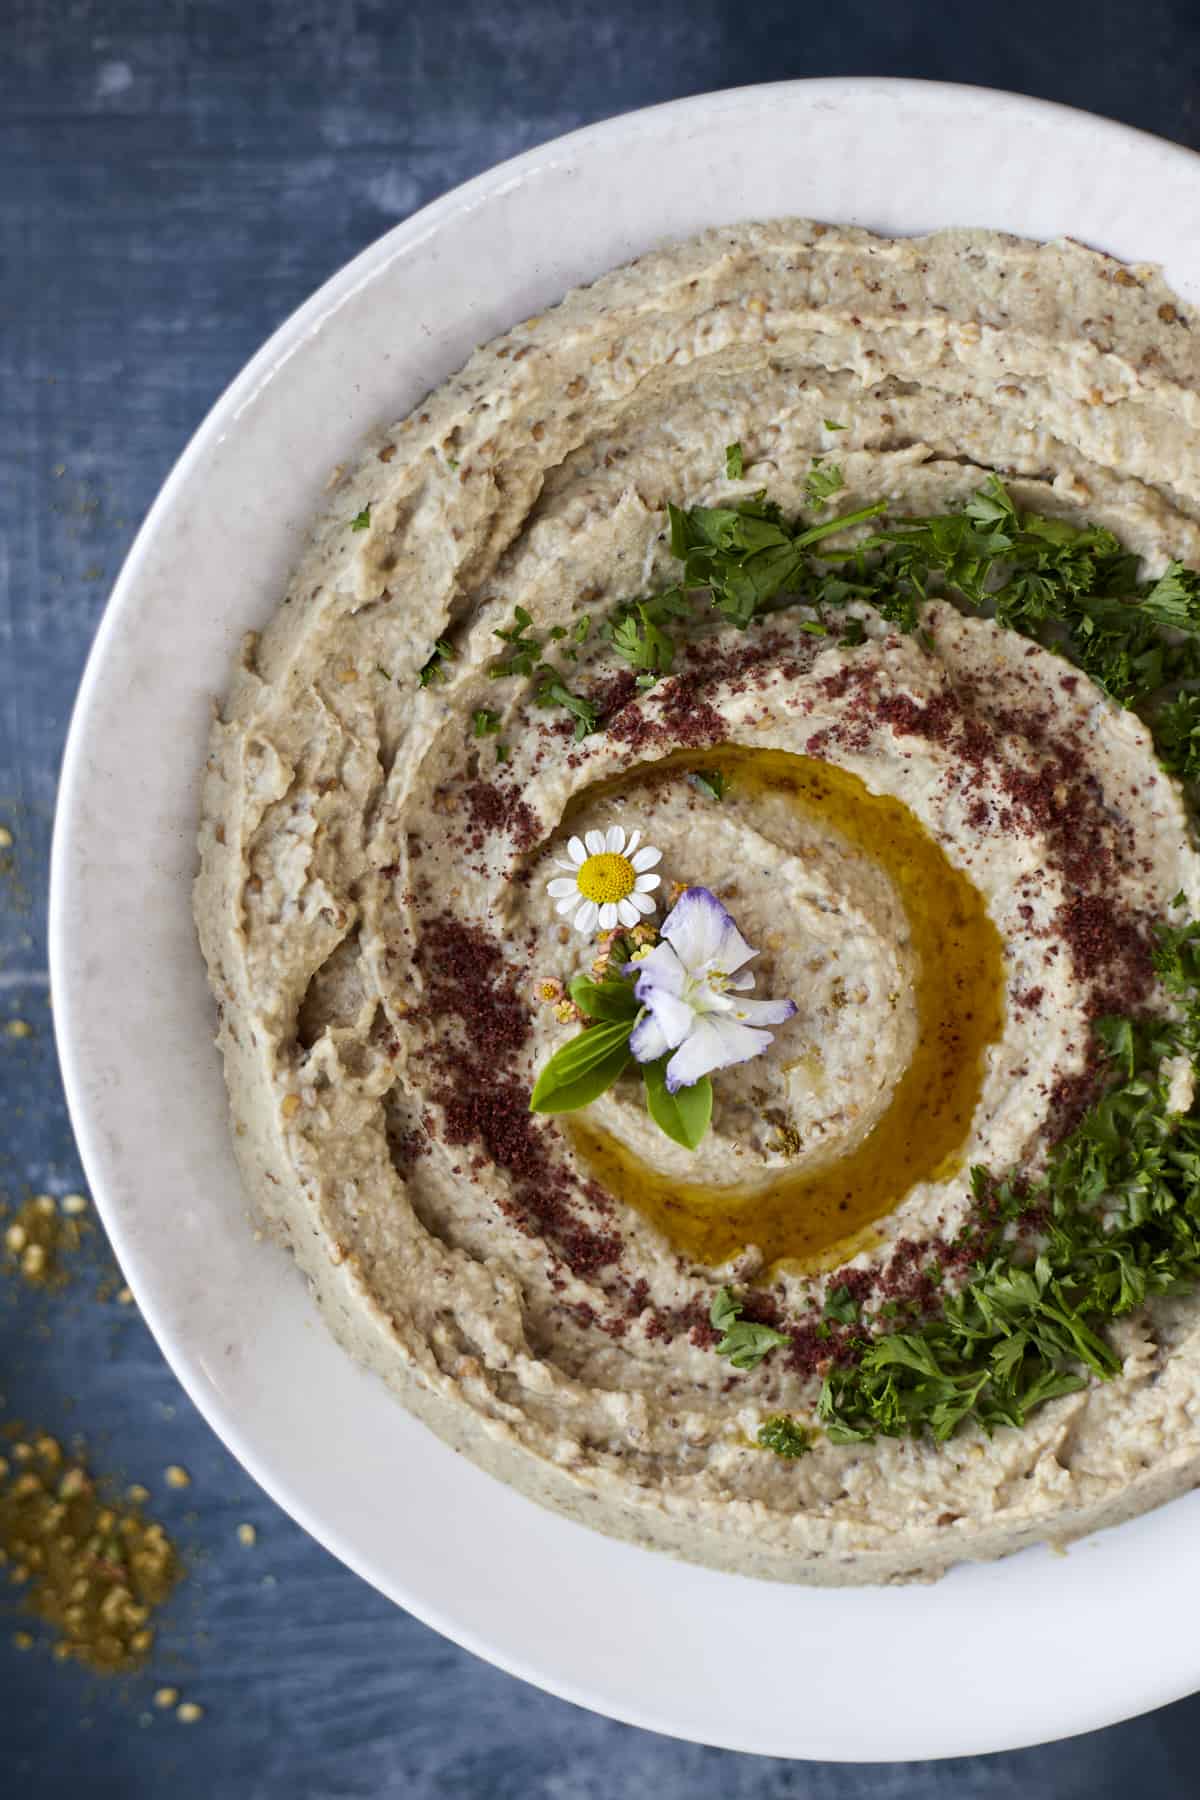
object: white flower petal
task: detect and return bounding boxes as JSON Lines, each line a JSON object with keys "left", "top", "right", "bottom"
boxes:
{"left": 634, "top": 872, "right": 661, "bottom": 893}
{"left": 574, "top": 899, "right": 599, "bottom": 934}
{"left": 555, "top": 897, "right": 579, "bottom": 916}
{"left": 585, "top": 830, "right": 606, "bottom": 856}
{"left": 605, "top": 825, "right": 625, "bottom": 853}
{"left": 616, "top": 898, "right": 640, "bottom": 927}
{"left": 567, "top": 836, "right": 587, "bottom": 866}
{"left": 662, "top": 886, "right": 757, "bottom": 975}
{"left": 734, "top": 997, "right": 798, "bottom": 1027}
{"left": 630, "top": 890, "right": 657, "bottom": 915}
{"left": 598, "top": 901, "right": 619, "bottom": 929}
{"left": 727, "top": 970, "right": 757, "bottom": 992}
{"left": 630, "top": 846, "right": 662, "bottom": 872}
{"left": 642, "top": 986, "right": 696, "bottom": 1050}
{"left": 625, "top": 829, "right": 642, "bottom": 856}
{"left": 665, "top": 1017, "right": 773, "bottom": 1092}
{"left": 633, "top": 942, "right": 687, "bottom": 999}
{"left": 555, "top": 857, "right": 581, "bottom": 873}
{"left": 547, "top": 877, "right": 578, "bottom": 898}
{"left": 629, "top": 1010, "right": 671, "bottom": 1064}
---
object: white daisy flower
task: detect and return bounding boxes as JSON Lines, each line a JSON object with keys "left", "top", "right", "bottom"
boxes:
{"left": 546, "top": 824, "right": 662, "bottom": 935}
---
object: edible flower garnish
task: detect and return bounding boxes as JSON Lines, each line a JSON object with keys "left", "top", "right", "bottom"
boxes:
{"left": 546, "top": 826, "right": 662, "bottom": 934}
{"left": 530, "top": 887, "right": 796, "bottom": 1150}
{"left": 628, "top": 888, "right": 797, "bottom": 1092}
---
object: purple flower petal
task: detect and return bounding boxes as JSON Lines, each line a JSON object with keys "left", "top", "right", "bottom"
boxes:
{"left": 661, "top": 887, "right": 757, "bottom": 975}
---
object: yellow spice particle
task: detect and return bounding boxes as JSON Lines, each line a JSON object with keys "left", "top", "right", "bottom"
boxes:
{"left": 0, "top": 826, "right": 12, "bottom": 848}
{"left": 21, "top": 1245, "right": 47, "bottom": 1279}
{"left": 236, "top": 1522, "right": 256, "bottom": 1547}
{"left": 164, "top": 1466, "right": 190, "bottom": 1490}
{"left": 116, "top": 1286, "right": 133, "bottom": 1305}
{"left": 154, "top": 1687, "right": 179, "bottom": 1709}
{"left": 61, "top": 1194, "right": 88, "bottom": 1215}
{"left": 280, "top": 1093, "right": 302, "bottom": 1119}
{"left": 176, "top": 1702, "right": 204, "bottom": 1724}
{"left": 5, "top": 1019, "right": 32, "bottom": 1039}
{"left": 5, "top": 1224, "right": 27, "bottom": 1254}
{"left": 33, "top": 1195, "right": 57, "bottom": 1217}
{"left": 127, "top": 1484, "right": 150, "bottom": 1505}
{"left": 13, "top": 1630, "right": 33, "bottom": 1650}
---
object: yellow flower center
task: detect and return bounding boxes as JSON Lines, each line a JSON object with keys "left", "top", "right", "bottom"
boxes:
{"left": 576, "top": 852, "right": 636, "bottom": 904}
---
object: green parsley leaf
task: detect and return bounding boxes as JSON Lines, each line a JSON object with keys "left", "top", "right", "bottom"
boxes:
{"left": 725, "top": 441, "right": 744, "bottom": 480}
{"left": 823, "top": 419, "right": 847, "bottom": 431}
{"left": 490, "top": 605, "right": 542, "bottom": 678}
{"left": 417, "top": 638, "right": 455, "bottom": 687}
{"left": 822, "top": 1284, "right": 859, "bottom": 1325}
{"left": 495, "top": 742, "right": 509, "bottom": 764}
{"left": 529, "top": 1018, "right": 636, "bottom": 1114}
{"left": 805, "top": 461, "right": 845, "bottom": 505}
{"left": 641, "top": 1057, "right": 713, "bottom": 1150}
{"left": 756, "top": 1415, "right": 811, "bottom": 1458}
{"left": 472, "top": 708, "right": 501, "bottom": 738}
{"left": 709, "top": 1287, "right": 791, "bottom": 1371}
{"left": 535, "top": 669, "right": 598, "bottom": 741}
{"left": 350, "top": 505, "right": 371, "bottom": 531}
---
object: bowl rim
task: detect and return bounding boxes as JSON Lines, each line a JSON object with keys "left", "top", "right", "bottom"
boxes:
{"left": 49, "top": 75, "right": 1200, "bottom": 1760}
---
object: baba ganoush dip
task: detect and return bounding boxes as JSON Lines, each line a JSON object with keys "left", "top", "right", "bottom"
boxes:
{"left": 196, "top": 221, "right": 1200, "bottom": 1584}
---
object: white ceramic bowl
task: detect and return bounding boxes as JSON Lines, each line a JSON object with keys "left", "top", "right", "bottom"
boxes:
{"left": 51, "top": 79, "right": 1200, "bottom": 1760}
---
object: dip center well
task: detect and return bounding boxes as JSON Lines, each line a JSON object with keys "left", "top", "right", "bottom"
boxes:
{"left": 567, "top": 746, "right": 1007, "bottom": 1271}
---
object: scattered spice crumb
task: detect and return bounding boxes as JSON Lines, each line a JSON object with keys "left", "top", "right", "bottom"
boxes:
{"left": 61, "top": 1194, "right": 88, "bottom": 1215}
{"left": 116, "top": 1286, "right": 134, "bottom": 1306}
{"left": 176, "top": 1702, "right": 204, "bottom": 1724}
{"left": 154, "top": 1687, "right": 179, "bottom": 1709}
{"left": 1, "top": 1194, "right": 90, "bottom": 1289}
{"left": 236, "top": 1522, "right": 257, "bottom": 1547}
{"left": 13, "top": 1630, "right": 33, "bottom": 1650}
{"left": 0, "top": 1434, "right": 182, "bottom": 1670}
{"left": 0, "top": 826, "right": 12, "bottom": 849}
{"left": 5, "top": 1019, "right": 32, "bottom": 1039}
{"left": 164, "top": 1465, "right": 190, "bottom": 1490}
{"left": 127, "top": 1484, "right": 150, "bottom": 1505}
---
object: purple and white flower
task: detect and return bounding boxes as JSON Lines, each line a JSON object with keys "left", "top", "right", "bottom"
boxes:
{"left": 628, "top": 887, "right": 797, "bottom": 1092}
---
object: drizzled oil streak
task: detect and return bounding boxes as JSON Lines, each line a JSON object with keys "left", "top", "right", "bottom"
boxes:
{"left": 569, "top": 747, "right": 1006, "bottom": 1272}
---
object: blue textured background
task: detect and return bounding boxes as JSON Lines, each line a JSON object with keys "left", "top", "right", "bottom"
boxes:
{"left": 6, "top": 3, "right": 1200, "bottom": 1792}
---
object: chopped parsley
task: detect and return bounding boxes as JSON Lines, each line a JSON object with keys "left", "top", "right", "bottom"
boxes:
{"left": 817, "top": 920, "right": 1200, "bottom": 1444}
{"left": 471, "top": 708, "right": 501, "bottom": 737}
{"left": 490, "top": 604, "right": 542, "bottom": 677}
{"left": 822, "top": 1284, "right": 859, "bottom": 1325}
{"left": 823, "top": 418, "right": 847, "bottom": 431}
{"left": 711, "top": 1286, "right": 790, "bottom": 1371}
{"left": 350, "top": 505, "right": 371, "bottom": 531}
{"left": 417, "top": 638, "right": 455, "bottom": 687}
{"left": 535, "top": 670, "right": 598, "bottom": 741}
{"left": 725, "top": 440, "right": 745, "bottom": 479}
{"left": 804, "top": 460, "right": 845, "bottom": 505}
{"left": 757, "top": 1416, "right": 811, "bottom": 1459}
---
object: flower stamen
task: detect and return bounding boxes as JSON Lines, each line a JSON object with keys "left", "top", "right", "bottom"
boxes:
{"left": 576, "top": 852, "right": 636, "bottom": 904}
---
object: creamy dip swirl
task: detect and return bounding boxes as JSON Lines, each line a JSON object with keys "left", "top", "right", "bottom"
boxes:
{"left": 196, "top": 222, "right": 1200, "bottom": 1583}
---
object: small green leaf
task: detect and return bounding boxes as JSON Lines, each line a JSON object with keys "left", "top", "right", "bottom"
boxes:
{"left": 569, "top": 974, "right": 640, "bottom": 1021}
{"left": 725, "top": 441, "right": 744, "bottom": 479}
{"left": 642, "top": 1057, "right": 712, "bottom": 1149}
{"left": 350, "top": 505, "right": 371, "bottom": 531}
{"left": 823, "top": 1284, "right": 859, "bottom": 1325}
{"left": 688, "top": 769, "right": 726, "bottom": 802}
{"left": 823, "top": 418, "right": 846, "bottom": 431}
{"left": 529, "top": 1018, "right": 635, "bottom": 1114}
{"left": 709, "top": 1286, "right": 789, "bottom": 1370}
{"left": 757, "top": 1415, "right": 811, "bottom": 1458}
{"left": 472, "top": 708, "right": 501, "bottom": 738}
{"left": 805, "top": 460, "right": 845, "bottom": 505}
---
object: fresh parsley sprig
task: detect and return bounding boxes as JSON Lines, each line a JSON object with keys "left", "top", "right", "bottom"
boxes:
{"left": 710, "top": 1286, "right": 791, "bottom": 1370}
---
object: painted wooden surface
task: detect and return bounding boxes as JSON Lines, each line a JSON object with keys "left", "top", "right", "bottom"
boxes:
{"left": 4, "top": 2, "right": 1200, "bottom": 1791}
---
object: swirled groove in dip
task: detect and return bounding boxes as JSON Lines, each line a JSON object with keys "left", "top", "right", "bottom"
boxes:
{"left": 566, "top": 745, "right": 1007, "bottom": 1271}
